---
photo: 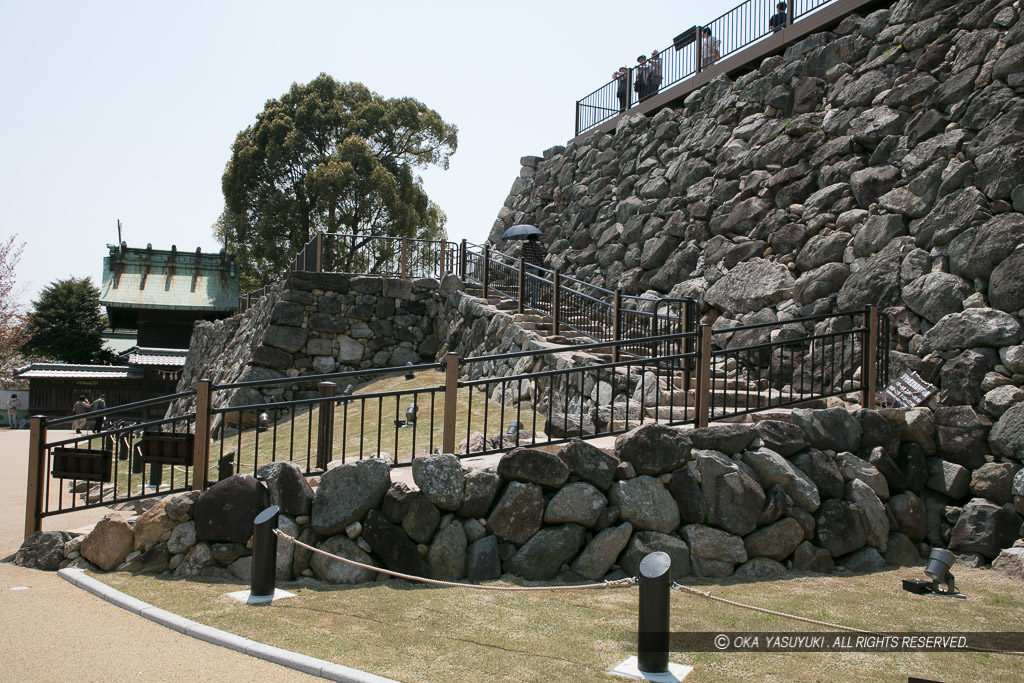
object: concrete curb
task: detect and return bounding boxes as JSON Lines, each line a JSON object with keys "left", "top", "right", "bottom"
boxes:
{"left": 58, "top": 568, "right": 399, "bottom": 683}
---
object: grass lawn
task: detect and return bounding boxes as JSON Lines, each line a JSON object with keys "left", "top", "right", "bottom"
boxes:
{"left": 98, "top": 566, "right": 1024, "bottom": 682}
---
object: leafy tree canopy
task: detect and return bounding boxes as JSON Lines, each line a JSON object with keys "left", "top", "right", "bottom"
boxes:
{"left": 24, "top": 277, "right": 116, "bottom": 365}
{"left": 219, "top": 74, "right": 458, "bottom": 289}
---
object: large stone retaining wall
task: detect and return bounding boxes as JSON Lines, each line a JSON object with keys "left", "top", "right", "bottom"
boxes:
{"left": 17, "top": 407, "right": 1024, "bottom": 582}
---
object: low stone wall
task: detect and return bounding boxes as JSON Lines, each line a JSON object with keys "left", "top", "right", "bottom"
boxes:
{"left": 16, "top": 407, "right": 1024, "bottom": 582}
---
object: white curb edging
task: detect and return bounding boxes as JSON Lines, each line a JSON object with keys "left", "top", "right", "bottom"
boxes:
{"left": 58, "top": 568, "right": 398, "bottom": 683}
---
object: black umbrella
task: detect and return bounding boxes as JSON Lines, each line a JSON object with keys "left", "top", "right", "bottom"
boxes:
{"left": 500, "top": 224, "right": 543, "bottom": 240}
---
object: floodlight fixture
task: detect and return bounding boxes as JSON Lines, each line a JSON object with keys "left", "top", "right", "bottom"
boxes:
{"left": 406, "top": 403, "right": 418, "bottom": 425}
{"left": 924, "top": 548, "right": 959, "bottom": 595}
{"left": 507, "top": 420, "right": 523, "bottom": 435}
{"left": 405, "top": 362, "right": 415, "bottom": 381}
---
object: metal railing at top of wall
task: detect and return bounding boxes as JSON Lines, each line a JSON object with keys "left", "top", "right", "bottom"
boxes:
{"left": 575, "top": 0, "right": 837, "bottom": 135}
{"left": 24, "top": 304, "right": 888, "bottom": 537}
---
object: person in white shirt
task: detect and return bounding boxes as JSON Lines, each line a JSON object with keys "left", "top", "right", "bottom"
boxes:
{"left": 6, "top": 394, "right": 22, "bottom": 429}
{"left": 702, "top": 27, "right": 720, "bottom": 67}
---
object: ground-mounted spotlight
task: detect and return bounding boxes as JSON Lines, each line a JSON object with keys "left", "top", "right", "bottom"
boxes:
{"left": 902, "top": 548, "right": 964, "bottom": 598}
{"left": 336, "top": 384, "right": 356, "bottom": 406}
{"left": 507, "top": 420, "right": 523, "bottom": 435}
{"left": 405, "top": 362, "right": 415, "bottom": 381}
{"left": 257, "top": 411, "right": 271, "bottom": 432}
{"left": 406, "top": 403, "right": 418, "bottom": 425}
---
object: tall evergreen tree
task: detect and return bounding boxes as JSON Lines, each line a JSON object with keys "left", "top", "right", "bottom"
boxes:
{"left": 24, "top": 277, "right": 115, "bottom": 364}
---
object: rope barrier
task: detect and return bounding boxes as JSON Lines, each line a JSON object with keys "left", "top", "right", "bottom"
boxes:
{"left": 274, "top": 528, "right": 637, "bottom": 592}
{"left": 670, "top": 582, "right": 1024, "bottom": 657}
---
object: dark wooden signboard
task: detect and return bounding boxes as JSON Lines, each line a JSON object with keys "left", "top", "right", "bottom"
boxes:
{"left": 52, "top": 447, "right": 113, "bottom": 483}
{"left": 139, "top": 432, "right": 194, "bottom": 466}
{"left": 882, "top": 370, "right": 937, "bottom": 408}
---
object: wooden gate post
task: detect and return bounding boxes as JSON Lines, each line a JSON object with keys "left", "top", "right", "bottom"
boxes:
{"left": 612, "top": 288, "right": 623, "bottom": 364}
{"left": 316, "top": 382, "right": 336, "bottom": 470}
{"left": 862, "top": 305, "right": 879, "bottom": 410}
{"left": 695, "top": 324, "right": 713, "bottom": 428}
{"left": 401, "top": 237, "right": 409, "bottom": 279}
{"left": 192, "top": 379, "right": 213, "bottom": 491}
{"left": 552, "top": 269, "right": 562, "bottom": 335}
{"left": 459, "top": 239, "right": 468, "bottom": 282}
{"left": 24, "top": 416, "right": 47, "bottom": 538}
{"left": 442, "top": 352, "right": 460, "bottom": 454}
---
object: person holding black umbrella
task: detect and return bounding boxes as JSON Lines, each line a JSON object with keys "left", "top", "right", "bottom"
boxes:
{"left": 520, "top": 234, "right": 545, "bottom": 307}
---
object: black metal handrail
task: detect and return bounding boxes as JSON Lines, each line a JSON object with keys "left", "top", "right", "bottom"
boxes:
{"left": 575, "top": 0, "right": 839, "bottom": 135}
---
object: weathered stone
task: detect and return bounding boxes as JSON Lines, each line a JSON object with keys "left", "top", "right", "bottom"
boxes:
{"left": 698, "top": 450, "right": 765, "bottom": 536}
{"left": 815, "top": 499, "right": 868, "bottom": 557}
{"left": 621, "top": 532, "right": 691, "bottom": 581}
{"left": 845, "top": 479, "right": 889, "bottom": 553}
{"left": 615, "top": 423, "right": 692, "bottom": 475}
{"left": 902, "top": 273, "right": 972, "bottom": 324}
{"left": 970, "top": 463, "right": 1020, "bottom": 505}
{"left": 401, "top": 493, "right": 441, "bottom": 545}
{"left": 13, "top": 531, "right": 74, "bottom": 571}
{"left": 939, "top": 349, "right": 997, "bottom": 407}
{"left": 164, "top": 490, "right": 200, "bottom": 523}
{"left": 609, "top": 476, "right": 680, "bottom": 533}
{"left": 544, "top": 482, "right": 607, "bottom": 527}
{"left": 926, "top": 459, "right": 971, "bottom": 499}
{"left": 850, "top": 166, "right": 901, "bottom": 209}
{"left": 557, "top": 439, "right": 618, "bottom": 491}
{"left": 949, "top": 498, "right": 1021, "bottom": 560}
{"left": 167, "top": 521, "right": 196, "bottom": 555}
{"left": 428, "top": 519, "right": 467, "bottom": 580}
{"left": 705, "top": 259, "right": 795, "bottom": 315}
{"left": 837, "top": 547, "right": 885, "bottom": 572}
{"left": 990, "top": 402, "right": 1024, "bottom": 461}
{"left": 466, "top": 535, "right": 501, "bottom": 583}
{"left": 992, "top": 548, "right": 1024, "bottom": 580}
{"left": 667, "top": 466, "right": 708, "bottom": 525}
{"left": 867, "top": 447, "right": 906, "bottom": 494}
{"left": 689, "top": 424, "right": 756, "bottom": 454}
{"left": 734, "top": 557, "right": 788, "bottom": 580}
{"left": 487, "top": 482, "right": 544, "bottom": 546}
{"left": 504, "top": 524, "right": 586, "bottom": 580}
{"left": 310, "top": 536, "right": 379, "bottom": 584}
{"left": 256, "top": 461, "right": 314, "bottom": 516}
{"left": 571, "top": 521, "right": 633, "bottom": 580}
{"left": 195, "top": 474, "right": 269, "bottom": 543}
{"left": 792, "top": 408, "right": 862, "bottom": 453}
{"left": 133, "top": 498, "right": 176, "bottom": 552}
{"left": 887, "top": 490, "right": 927, "bottom": 544}
{"left": 459, "top": 468, "right": 501, "bottom": 518}
{"left": 837, "top": 237, "right": 914, "bottom": 310}
{"left": 935, "top": 406, "right": 992, "bottom": 470}
{"left": 835, "top": 453, "right": 889, "bottom": 500}
{"left": 990, "top": 249, "right": 1024, "bottom": 314}
{"left": 382, "top": 482, "right": 414, "bottom": 524}
{"left": 683, "top": 524, "right": 747, "bottom": 577}
{"left": 754, "top": 420, "right": 809, "bottom": 457}
{"left": 175, "top": 542, "right": 217, "bottom": 577}
{"left": 311, "top": 458, "right": 390, "bottom": 536}
{"left": 412, "top": 453, "right": 465, "bottom": 510}
{"left": 742, "top": 447, "right": 820, "bottom": 512}
{"left": 743, "top": 517, "right": 804, "bottom": 561}
{"left": 792, "top": 540, "right": 835, "bottom": 573}
{"left": 497, "top": 448, "right": 570, "bottom": 488}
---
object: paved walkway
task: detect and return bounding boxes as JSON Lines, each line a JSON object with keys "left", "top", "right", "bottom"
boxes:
{"left": 0, "top": 428, "right": 327, "bottom": 682}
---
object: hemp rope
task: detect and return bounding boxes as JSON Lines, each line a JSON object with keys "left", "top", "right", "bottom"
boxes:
{"left": 670, "top": 582, "right": 1024, "bottom": 657}
{"left": 274, "top": 528, "right": 637, "bottom": 592}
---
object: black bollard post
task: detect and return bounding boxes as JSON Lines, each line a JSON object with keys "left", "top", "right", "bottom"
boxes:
{"left": 637, "top": 551, "right": 672, "bottom": 674}
{"left": 250, "top": 505, "right": 280, "bottom": 598}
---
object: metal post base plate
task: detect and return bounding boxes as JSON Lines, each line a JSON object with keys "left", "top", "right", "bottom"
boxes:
{"left": 610, "top": 656, "right": 693, "bottom": 682}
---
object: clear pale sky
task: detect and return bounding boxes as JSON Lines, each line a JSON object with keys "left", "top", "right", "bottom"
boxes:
{"left": 2, "top": 0, "right": 735, "bottom": 308}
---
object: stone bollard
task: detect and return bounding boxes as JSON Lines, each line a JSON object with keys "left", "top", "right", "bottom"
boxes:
{"left": 637, "top": 551, "right": 671, "bottom": 674}
{"left": 250, "top": 505, "right": 280, "bottom": 598}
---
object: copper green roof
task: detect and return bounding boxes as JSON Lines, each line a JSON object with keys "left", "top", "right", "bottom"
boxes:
{"left": 100, "top": 243, "right": 239, "bottom": 312}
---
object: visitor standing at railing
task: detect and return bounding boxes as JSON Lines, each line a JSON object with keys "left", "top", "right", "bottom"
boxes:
{"left": 769, "top": 1, "right": 788, "bottom": 31}
{"left": 520, "top": 234, "right": 546, "bottom": 307}
{"left": 633, "top": 55, "right": 649, "bottom": 102}
{"left": 645, "top": 50, "right": 663, "bottom": 100}
{"left": 614, "top": 66, "right": 630, "bottom": 111}
{"left": 701, "top": 27, "right": 720, "bottom": 67}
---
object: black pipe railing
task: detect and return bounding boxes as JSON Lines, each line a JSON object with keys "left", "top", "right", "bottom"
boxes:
{"left": 575, "top": 0, "right": 840, "bottom": 135}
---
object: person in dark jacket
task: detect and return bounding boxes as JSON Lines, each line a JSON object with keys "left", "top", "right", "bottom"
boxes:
{"left": 769, "top": 2, "right": 788, "bottom": 31}
{"left": 614, "top": 66, "right": 630, "bottom": 111}
{"left": 520, "top": 234, "right": 546, "bottom": 307}
{"left": 91, "top": 394, "right": 107, "bottom": 433}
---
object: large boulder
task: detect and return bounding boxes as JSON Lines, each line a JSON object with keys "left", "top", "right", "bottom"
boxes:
{"left": 939, "top": 349, "right": 997, "bottom": 407}
{"left": 754, "top": 420, "right": 809, "bottom": 457}
{"left": 682, "top": 524, "right": 748, "bottom": 577}
{"left": 948, "top": 214, "right": 1024, "bottom": 282}
{"left": 487, "top": 482, "right": 545, "bottom": 545}
{"left": 926, "top": 459, "right": 971, "bottom": 499}
{"left": 791, "top": 449, "right": 845, "bottom": 500}
{"left": 835, "top": 452, "right": 890, "bottom": 500}
{"left": 969, "top": 463, "right": 1020, "bottom": 505}
{"left": 571, "top": 522, "right": 633, "bottom": 580}
{"left": 990, "top": 402, "right": 1024, "bottom": 461}
{"left": 412, "top": 453, "right": 465, "bottom": 510}
{"left": 667, "top": 466, "right": 708, "bottom": 525}
{"left": 310, "top": 536, "right": 379, "bottom": 584}
{"left": 743, "top": 517, "right": 805, "bottom": 561}
{"left": 497, "top": 448, "right": 570, "bottom": 488}
{"left": 620, "top": 531, "right": 692, "bottom": 580}
{"left": 256, "top": 461, "right": 314, "bottom": 516}
{"left": 609, "top": 476, "right": 680, "bottom": 533}
{"left": 466, "top": 536, "right": 501, "bottom": 583}
{"left": 845, "top": 479, "right": 889, "bottom": 553}
{"left": 934, "top": 406, "right": 991, "bottom": 470}
{"left": 311, "top": 458, "right": 390, "bottom": 536}
{"left": 742, "top": 447, "right": 820, "bottom": 512}
{"left": 837, "top": 237, "right": 914, "bottom": 309}
{"left": 557, "top": 439, "right": 618, "bottom": 490}
{"left": 704, "top": 258, "right": 796, "bottom": 315}
{"left": 815, "top": 500, "right": 868, "bottom": 557}
{"left": 791, "top": 408, "right": 862, "bottom": 453}
{"left": 697, "top": 450, "right": 765, "bottom": 535}
{"left": 614, "top": 423, "right": 692, "bottom": 475}
{"left": 920, "top": 308, "right": 1023, "bottom": 354}
{"left": 544, "top": 482, "right": 607, "bottom": 527}
{"left": 400, "top": 494, "right": 440, "bottom": 546}
{"left": 887, "top": 491, "right": 927, "bottom": 542}
{"left": 992, "top": 548, "right": 1024, "bottom": 580}
{"left": 990, "top": 249, "right": 1024, "bottom": 314}
{"left": 459, "top": 468, "right": 502, "bottom": 518}
{"left": 195, "top": 474, "right": 269, "bottom": 543}
{"left": 428, "top": 520, "right": 467, "bottom": 581}
{"left": 13, "top": 531, "right": 75, "bottom": 571}
{"left": 132, "top": 498, "right": 177, "bottom": 552}
{"left": 902, "top": 272, "right": 972, "bottom": 324}
{"left": 948, "top": 498, "right": 1021, "bottom": 560}
{"left": 504, "top": 524, "right": 586, "bottom": 580}
{"left": 81, "top": 515, "right": 135, "bottom": 571}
